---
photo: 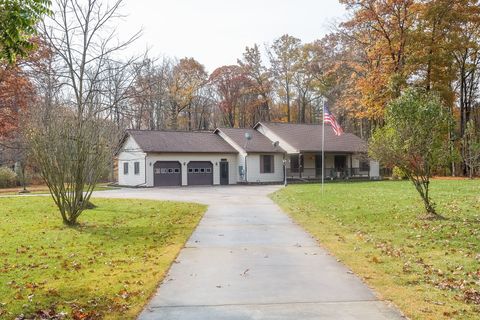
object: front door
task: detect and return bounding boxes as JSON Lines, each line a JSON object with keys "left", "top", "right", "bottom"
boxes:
{"left": 220, "top": 161, "right": 229, "bottom": 185}
{"left": 315, "top": 155, "right": 323, "bottom": 177}
{"left": 334, "top": 155, "right": 347, "bottom": 177}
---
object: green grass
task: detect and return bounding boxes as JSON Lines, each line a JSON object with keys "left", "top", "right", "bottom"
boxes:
{"left": 272, "top": 180, "right": 480, "bottom": 320}
{"left": 0, "top": 197, "right": 206, "bottom": 319}
{"left": 0, "top": 183, "right": 118, "bottom": 195}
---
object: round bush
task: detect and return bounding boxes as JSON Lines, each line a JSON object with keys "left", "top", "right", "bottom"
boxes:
{"left": 392, "top": 166, "right": 408, "bottom": 180}
{"left": 0, "top": 166, "right": 18, "bottom": 188}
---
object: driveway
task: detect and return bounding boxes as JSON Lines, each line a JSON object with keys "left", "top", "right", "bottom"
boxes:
{"left": 95, "top": 186, "right": 404, "bottom": 320}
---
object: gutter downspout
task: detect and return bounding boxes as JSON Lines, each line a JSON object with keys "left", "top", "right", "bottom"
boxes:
{"left": 144, "top": 155, "right": 147, "bottom": 186}
{"left": 244, "top": 153, "right": 248, "bottom": 183}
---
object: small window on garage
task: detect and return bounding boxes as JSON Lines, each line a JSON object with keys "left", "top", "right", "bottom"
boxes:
{"left": 134, "top": 162, "right": 140, "bottom": 175}
{"left": 123, "top": 162, "right": 129, "bottom": 175}
{"left": 168, "top": 168, "right": 173, "bottom": 173}
{"left": 174, "top": 168, "right": 180, "bottom": 173}
{"left": 206, "top": 168, "right": 212, "bottom": 173}
{"left": 260, "top": 155, "right": 274, "bottom": 173}
{"left": 155, "top": 168, "right": 161, "bottom": 174}
{"left": 188, "top": 168, "right": 193, "bottom": 173}
{"left": 200, "top": 168, "right": 205, "bottom": 173}
{"left": 194, "top": 168, "right": 199, "bottom": 173}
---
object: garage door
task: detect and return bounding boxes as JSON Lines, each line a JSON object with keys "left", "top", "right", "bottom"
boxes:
{"left": 187, "top": 161, "right": 213, "bottom": 185}
{"left": 154, "top": 161, "right": 182, "bottom": 186}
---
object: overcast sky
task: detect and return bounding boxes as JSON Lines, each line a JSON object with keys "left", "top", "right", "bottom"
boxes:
{"left": 118, "top": 0, "right": 346, "bottom": 72}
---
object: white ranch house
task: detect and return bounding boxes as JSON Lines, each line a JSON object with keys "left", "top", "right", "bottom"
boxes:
{"left": 116, "top": 122, "right": 380, "bottom": 187}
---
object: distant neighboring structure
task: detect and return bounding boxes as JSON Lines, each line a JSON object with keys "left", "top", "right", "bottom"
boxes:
{"left": 116, "top": 122, "right": 380, "bottom": 187}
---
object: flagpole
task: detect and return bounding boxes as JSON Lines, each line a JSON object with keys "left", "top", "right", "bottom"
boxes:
{"left": 321, "top": 100, "right": 325, "bottom": 195}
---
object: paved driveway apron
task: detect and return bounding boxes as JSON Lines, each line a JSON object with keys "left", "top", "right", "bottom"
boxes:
{"left": 96, "top": 186, "right": 404, "bottom": 320}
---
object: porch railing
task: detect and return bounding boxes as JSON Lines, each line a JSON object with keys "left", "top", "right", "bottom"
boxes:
{"left": 287, "top": 167, "right": 370, "bottom": 179}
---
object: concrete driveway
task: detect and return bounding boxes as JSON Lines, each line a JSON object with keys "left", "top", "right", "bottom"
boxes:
{"left": 95, "top": 186, "right": 404, "bottom": 320}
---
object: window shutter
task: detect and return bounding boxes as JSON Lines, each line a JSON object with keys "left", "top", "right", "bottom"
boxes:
{"left": 270, "top": 155, "right": 274, "bottom": 173}
{"left": 260, "top": 155, "right": 264, "bottom": 173}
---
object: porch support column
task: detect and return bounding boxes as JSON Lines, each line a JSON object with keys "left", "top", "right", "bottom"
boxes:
{"left": 349, "top": 154, "right": 353, "bottom": 178}
{"left": 299, "top": 153, "right": 302, "bottom": 179}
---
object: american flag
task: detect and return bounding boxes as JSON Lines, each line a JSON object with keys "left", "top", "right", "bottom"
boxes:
{"left": 323, "top": 104, "right": 343, "bottom": 136}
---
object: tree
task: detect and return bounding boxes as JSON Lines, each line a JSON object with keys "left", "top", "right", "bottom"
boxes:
{"left": 337, "top": 0, "right": 417, "bottom": 122}
{"left": 0, "top": 0, "right": 51, "bottom": 64}
{"left": 238, "top": 44, "right": 272, "bottom": 122}
{"left": 463, "top": 119, "right": 480, "bottom": 178}
{"left": 0, "top": 64, "right": 35, "bottom": 138}
{"left": 28, "top": 109, "right": 117, "bottom": 225}
{"left": 209, "top": 65, "right": 252, "bottom": 127}
{"left": 168, "top": 58, "right": 207, "bottom": 130}
{"left": 369, "top": 88, "right": 451, "bottom": 218}
{"left": 268, "top": 34, "right": 301, "bottom": 122}
{"left": 29, "top": 0, "right": 139, "bottom": 225}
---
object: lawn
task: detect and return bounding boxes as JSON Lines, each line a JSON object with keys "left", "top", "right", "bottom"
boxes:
{"left": 0, "top": 196, "right": 206, "bottom": 319}
{"left": 272, "top": 180, "right": 480, "bottom": 320}
{"left": 0, "top": 183, "right": 117, "bottom": 195}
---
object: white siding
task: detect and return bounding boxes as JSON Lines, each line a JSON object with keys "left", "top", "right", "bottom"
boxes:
{"left": 216, "top": 129, "right": 285, "bottom": 183}
{"left": 117, "top": 136, "right": 147, "bottom": 186}
{"left": 237, "top": 153, "right": 246, "bottom": 182}
{"left": 369, "top": 160, "right": 380, "bottom": 178}
{"left": 352, "top": 156, "right": 360, "bottom": 168}
{"left": 246, "top": 153, "right": 284, "bottom": 183}
{"left": 145, "top": 153, "right": 238, "bottom": 186}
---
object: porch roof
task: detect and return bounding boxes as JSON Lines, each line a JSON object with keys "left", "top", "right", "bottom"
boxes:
{"left": 255, "top": 122, "right": 367, "bottom": 153}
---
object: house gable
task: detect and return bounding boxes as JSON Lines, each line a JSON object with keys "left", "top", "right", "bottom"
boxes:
{"left": 214, "top": 129, "right": 247, "bottom": 155}
{"left": 254, "top": 123, "right": 298, "bottom": 154}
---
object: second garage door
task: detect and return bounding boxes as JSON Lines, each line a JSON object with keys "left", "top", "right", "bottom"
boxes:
{"left": 187, "top": 161, "right": 213, "bottom": 185}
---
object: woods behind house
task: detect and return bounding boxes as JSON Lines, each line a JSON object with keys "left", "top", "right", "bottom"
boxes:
{"left": 1, "top": 0, "right": 480, "bottom": 181}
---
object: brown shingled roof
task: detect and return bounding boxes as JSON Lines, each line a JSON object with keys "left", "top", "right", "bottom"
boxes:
{"left": 215, "top": 128, "right": 285, "bottom": 153}
{"left": 256, "top": 122, "right": 367, "bottom": 153}
{"left": 127, "top": 130, "right": 237, "bottom": 153}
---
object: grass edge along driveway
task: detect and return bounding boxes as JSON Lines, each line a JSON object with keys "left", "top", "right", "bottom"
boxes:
{"left": 0, "top": 196, "right": 206, "bottom": 319}
{"left": 271, "top": 180, "right": 480, "bottom": 320}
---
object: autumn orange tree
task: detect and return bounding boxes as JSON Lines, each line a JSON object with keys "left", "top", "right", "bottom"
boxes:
{"left": 238, "top": 44, "right": 272, "bottom": 122}
{"left": 168, "top": 58, "right": 207, "bottom": 130}
{"left": 209, "top": 65, "right": 255, "bottom": 128}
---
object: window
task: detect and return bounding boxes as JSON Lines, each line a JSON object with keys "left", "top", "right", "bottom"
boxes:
{"left": 174, "top": 168, "right": 180, "bottom": 173}
{"left": 194, "top": 168, "right": 199, "bottom": 173}
{"left": 260, "top": 155, "right": 274, "bottom": 173}
{"left": 206, "top": 168, "right": 212, "bottom": 173}
{"left": 200, "top": 168, "right": 205, "bottom": 173}
{"left": 188, "top": 168, "right": 193, "bottom": 173}
{"left": 360, "top": 160, "right": 370, "bottom": 171}
{"left": 123, "top": 162, "right": 129, "bottom": 175}
{"left": 134, "top": 162, "right": 140, "bottom": 175}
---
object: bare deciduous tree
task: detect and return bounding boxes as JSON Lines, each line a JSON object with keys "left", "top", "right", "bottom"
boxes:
{"left": 28, "top": 0, "right": 140, "bottom": 225}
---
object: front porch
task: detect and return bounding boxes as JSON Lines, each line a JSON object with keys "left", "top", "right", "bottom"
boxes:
{"left": 286, "top": 152, "right": 371, "bottom": 180}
